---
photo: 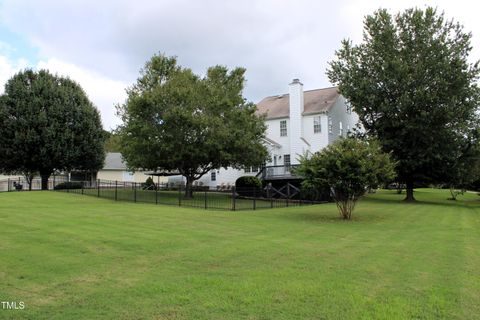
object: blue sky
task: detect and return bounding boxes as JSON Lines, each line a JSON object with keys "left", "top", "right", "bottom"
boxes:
{"left": 0, "top": 0, "right": 478, "bottom": 130}
{"left": 0, "top": 26, "right": 37, "bottom": 64}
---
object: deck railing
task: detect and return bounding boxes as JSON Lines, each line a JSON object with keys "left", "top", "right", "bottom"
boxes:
{"left": 261, "top": 165, "right": 300, "bottom": 180}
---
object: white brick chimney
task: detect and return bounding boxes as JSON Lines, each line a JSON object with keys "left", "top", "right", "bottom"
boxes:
{"left": 289, "top": 79, "right": 304, "bottom": 165}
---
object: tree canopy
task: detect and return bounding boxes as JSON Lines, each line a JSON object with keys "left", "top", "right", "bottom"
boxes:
{"left": 117, "top": 54, "right": 269, "bottom": 197}
{"left": 104, "top": 130, "right": 122, "bottom": 153}
{"left": 327, "top": 7, "right": 480, "bottom": 201}
{"left": 0, "top": 69, "right": 105, "bottom": 189}
{"left": 297, "top": 138, "right": 396, "bottom": 219}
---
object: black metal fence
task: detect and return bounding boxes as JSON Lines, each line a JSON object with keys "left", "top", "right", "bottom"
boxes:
{"left": 53, "top": 179, "right": 321, "bottom": 211}
{"left": 0, "top": 176, "right": 67, "bottom": 192}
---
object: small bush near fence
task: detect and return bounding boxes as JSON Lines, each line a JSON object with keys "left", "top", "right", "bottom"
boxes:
{"left": 54, "top": 182, "right": 83, "bottom": 190}
{"left": 236, "top": 176, "right": 262, "bottom": 197}
{"left": 142, "top": 177, "right": 156, "bottom": 190}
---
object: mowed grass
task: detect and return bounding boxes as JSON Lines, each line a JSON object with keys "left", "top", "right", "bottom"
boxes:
{"left": 0, "top": 189, "right": 479, "bottom": 319}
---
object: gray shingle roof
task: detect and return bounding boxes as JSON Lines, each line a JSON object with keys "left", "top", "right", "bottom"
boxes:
{"left": 255, "top": 86, "right": 340, "bottom": 119}
{"left": 103, "top": 152, "right": 127, "bottom": 170}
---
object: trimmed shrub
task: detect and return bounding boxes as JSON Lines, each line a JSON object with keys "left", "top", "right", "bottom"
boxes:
{"left": 235, "top": 176, "right": 262, "bottom": 197}
{"left": 54, "top": 182, "right": 83, "bottom": 190}
{"left": 142, "top": 177, "right": 156, "bottom": 190}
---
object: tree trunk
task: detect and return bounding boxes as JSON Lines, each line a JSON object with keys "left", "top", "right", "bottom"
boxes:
{"left": 24, "top": 173, "right": 33, "bottom": 191}
{"left": 184, "top": 177, "right": 194, "bottom": 198}
{"left": 40, "top": 172, "right": 51, "bottom": 190}
{"left": 27, "top": 174, "right": 33, "bottom": 191}
{"left": 449, "top": 185, "right": 456, "bottom": 200}
{"left": 404, "top": 179, "right": 415, "bottom": 202}
{"left": 396, "top": 184, "right": 403, "bottom": 194}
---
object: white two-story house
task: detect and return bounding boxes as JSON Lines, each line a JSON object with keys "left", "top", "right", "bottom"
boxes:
{"left": 171, "top": 79, "right": 360, "bottom": 188}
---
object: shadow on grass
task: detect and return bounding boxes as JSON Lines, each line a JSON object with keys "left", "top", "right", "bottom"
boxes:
{"left": 363, "top": 189, "right": 480, "bottom": 210}
{"left": 273, "top": 204, "right": 389, "bottom": 224}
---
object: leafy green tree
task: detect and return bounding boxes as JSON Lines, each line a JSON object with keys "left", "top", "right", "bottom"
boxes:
{"left": 0, "top": 69, "right": 105, "bottom": 190}
{"left": 441, "top": 132, "right": 480, "bottom": 199}
{"left": 297, "top": 138, "right": 396, "bottom": 220}
{"left": 104, "top": 130, "right": 122, "bottom": 152}
{"left": 328, "top": 7, "right": 480, "bottom": 201}
{"left": 117, "top": 54, "right": 269, "bottom": 198}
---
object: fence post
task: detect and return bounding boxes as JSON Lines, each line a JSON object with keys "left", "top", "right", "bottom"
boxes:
{"left": 268, "top": 184, "right": 273, "bottom": 208}
{"left": 204, "top": 189, "right": 207, "bottom": 210}
{"left": 97, "top": 179, "right": 100, "bottom": 197}
{"left": 7, "top": 178, "right": 10, "bottom": 192}
{"left": 178, "top": 185, "right": 182, "bottom": 206}
{"left": 253, "top": 187, "right": 256, "bottom": 210}
{"left": 134, "top": 182, "right": 137, "bottom": 202}
{"left": 232, "top": 187, "right": 236, "bottom": 211}
{"left": 81, "top": 181, "right": 84, "bottom": 195}
{"left": 286, "top": 183, "right": 290, "bottom": 207}
{"left": 155, "top": 184, "right": 158, "bottom": 205}
{"left": 115, "top": 180, "right": 118, "bottom": 201}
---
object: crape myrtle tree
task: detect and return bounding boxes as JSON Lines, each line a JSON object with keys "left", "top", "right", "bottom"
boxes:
{"left": 0, "top": 69, "right": 105, "bottom": 190}
{"left": 297, "top": 138, "right": 396, "bottom": 220}
{"left": 327, "top": 7, "right": 480, "bottom": 201}
{"left": 117, "top": 54, "right": 269, "bottom": 198}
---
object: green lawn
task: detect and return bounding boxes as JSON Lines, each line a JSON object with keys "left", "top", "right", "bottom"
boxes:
{"left": 0, "top": 189, "right": 479, "bottom": 319}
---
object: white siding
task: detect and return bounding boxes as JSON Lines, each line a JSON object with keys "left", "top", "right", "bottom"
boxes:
{"left": 301, "top": 114, "right": 329, "bottom": 153}
{"left": 327, "top": 95, "right": 359, "bottom": 144}
{"left": 265, "top": 118, "right": 290, "bottom": 165}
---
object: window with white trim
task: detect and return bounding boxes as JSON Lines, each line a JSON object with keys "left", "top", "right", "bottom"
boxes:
{"left": 211, "top": 171, "right": 216, "bottom": 181}
{"left": 284, "top": 154, "right": 291, "bottom": 166}
{"left": 328, "top": 116, "right": 333, "bottom": 134}
{"left": 346, "top": 101, "right": 352, "bottom": 114}
{"left": 339, "top": 121, "right": 343, "bottom": 136}
{"left": 280, "top": 120, "right": 287, "bottom": 137}
{"left": 313, "top": 116, "right": 321, "bottom": 133}
{"left": 244, "top": 167, "right": 251, "bottom": 173}
{"left": 251, "top": 166, "right": 258, "bottom": 173}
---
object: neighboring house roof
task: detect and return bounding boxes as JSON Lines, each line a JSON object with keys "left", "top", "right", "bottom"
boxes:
{"left": 103, "top": 153, "right": 179, "bottom": 175}
{"left": 255, "top": 86, "right": 340, "bottom": 119}
{"left": 103, "top": 152, "right": 127, "bottom": 170}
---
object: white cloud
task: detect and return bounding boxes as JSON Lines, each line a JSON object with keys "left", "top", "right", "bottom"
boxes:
{"left": 0, "top": 55, "right": 28, "bottom": 92}
{"left": 0, "top": 0, "right": 479, "bottom": 110}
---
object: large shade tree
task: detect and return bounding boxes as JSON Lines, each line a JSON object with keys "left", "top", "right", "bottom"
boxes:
{"left": 328, "top": 7, "right": 480, "bottom": 201}
{"left": 0, "top": 69, "right": 105, "bottom": 190}
{"left": 117, "top": 54, "right": 269, "bottom": 197}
